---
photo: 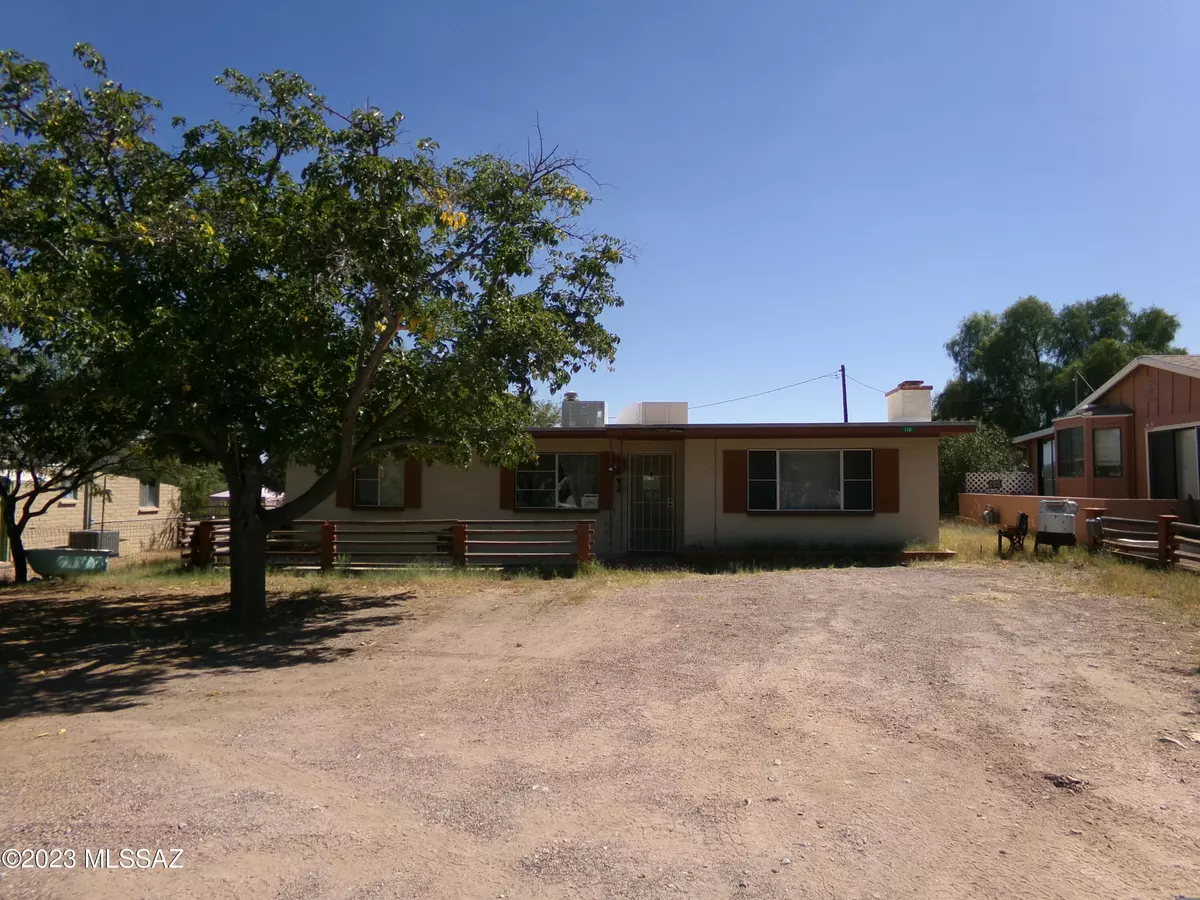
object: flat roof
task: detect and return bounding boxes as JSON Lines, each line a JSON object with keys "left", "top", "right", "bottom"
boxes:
{"left": 529, "top": 421, "right": 977, "bottom": 439}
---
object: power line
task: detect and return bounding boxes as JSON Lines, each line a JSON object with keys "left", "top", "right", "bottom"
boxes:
{"left": 844, "top": 373, "right": 887, "bottom": 394}
{"left": 688, "top": 371, "right": 841, "bottom": 411}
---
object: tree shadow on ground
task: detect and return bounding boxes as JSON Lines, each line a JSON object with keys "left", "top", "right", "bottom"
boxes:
{"left": 0, "top": 583, "right": 414, "bottom": 719}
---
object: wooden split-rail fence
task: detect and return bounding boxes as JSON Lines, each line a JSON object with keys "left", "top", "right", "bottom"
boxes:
{"left": 1089, "top": 512, "right": 1200, "bottom": 574}
{"left": 179, "top": 518, "right": 596, "bottom": 570}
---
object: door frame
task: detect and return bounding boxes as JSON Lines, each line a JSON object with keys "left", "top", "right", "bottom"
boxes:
{"left": 1146, "top": 422, "right": 1200, "bottom": 500}
{"left": 625, "top": 452, "right": 677, "bottom": 553}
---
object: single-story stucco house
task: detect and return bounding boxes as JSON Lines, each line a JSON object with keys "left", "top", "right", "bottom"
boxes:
{"left": 285, "top": 381, "right": 974, "bottom": 558}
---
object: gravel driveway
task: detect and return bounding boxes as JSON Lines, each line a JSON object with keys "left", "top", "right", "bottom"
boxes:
{"left": 2, "top": 566, "right": 1198, "bottom": 899}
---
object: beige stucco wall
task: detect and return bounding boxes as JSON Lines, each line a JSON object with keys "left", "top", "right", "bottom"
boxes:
{"left": 289, "top": 439, "right": 623, "bottom": 557}
{"left": 285, "top": 435, "right": 941, "bottom": 556}
{"left": 17, "top": 474, "right": 181, "bottom": 555}
{"left": 683, "top": 437, "right": 941, "bottom": 550}
{"left": 287, "top": 438, "right": 689, "bottom": 558}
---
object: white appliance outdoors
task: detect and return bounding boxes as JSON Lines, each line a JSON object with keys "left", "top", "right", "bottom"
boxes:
{"left": 1036, "top": 498, "right": 1078, "bottom": 551}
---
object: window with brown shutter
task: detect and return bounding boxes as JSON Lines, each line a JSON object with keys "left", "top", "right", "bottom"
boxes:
{"left": 872, "top": 448, "right": 900, "bottom": 514}
{"left": 499, "top": 467, "right": 516, "bottom": 510}
{"left": 745, "top": 450, "right": 874, "bottom": 511}
{"left": 513, "top": 453, "right": 601, "bottom": 509}
{"left": 722, "top": 450, "right": 748, "bottom": 513}
{"left": 403, "top": 458, "right": 423, "bottom": 509}
{"left": 335, "top": 471, "right": 354, "bottom": 508}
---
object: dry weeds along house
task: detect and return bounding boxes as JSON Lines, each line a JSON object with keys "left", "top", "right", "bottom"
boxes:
{"left": 286, "top": 382, "right": 973, "bottom": 559}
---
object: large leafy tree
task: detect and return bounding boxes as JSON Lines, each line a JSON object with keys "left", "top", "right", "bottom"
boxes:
{"left": 935, "top": 294, "right": 1185, "bottom": 435}
{"left": 1, "top": 46, "right": 627, "bottom": 622}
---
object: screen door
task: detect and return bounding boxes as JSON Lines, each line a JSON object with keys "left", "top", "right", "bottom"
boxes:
{"left": 628, "top": 454, "right": 675, "bottom": 552}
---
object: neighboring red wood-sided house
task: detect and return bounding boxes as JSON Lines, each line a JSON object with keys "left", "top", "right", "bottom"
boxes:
{"left": 1013, "top": 355, "right": 1200, "bottom": 510}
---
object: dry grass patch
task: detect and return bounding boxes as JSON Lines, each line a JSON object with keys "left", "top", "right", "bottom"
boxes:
{"left": 927, "top": 521, "right": 1200, "bottom": 615}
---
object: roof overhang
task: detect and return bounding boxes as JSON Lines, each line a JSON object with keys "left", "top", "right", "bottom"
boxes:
{"left": 529, "top": 422, "right": 977, "bottom": 440}
{"left": 1012, "top": 426, "right": 1054, "bottom": 444}
{"left": 1068, "top": 355, "right": 1200, "bottom": 413}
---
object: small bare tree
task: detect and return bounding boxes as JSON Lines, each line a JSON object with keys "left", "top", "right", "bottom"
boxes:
{"left": 0, "top": 342, "right": 144, "bottom": 582}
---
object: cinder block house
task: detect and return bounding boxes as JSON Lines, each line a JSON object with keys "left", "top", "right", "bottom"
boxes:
{"left": 286, "top": 381, "right": 973, "bottom": 557}
{"left": 2, "top": 473, "right": 180, "bottom": 560}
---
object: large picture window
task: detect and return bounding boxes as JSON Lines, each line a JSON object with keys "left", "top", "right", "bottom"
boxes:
{"left": 1093, "top": 427, "right": 1122, "bottom": 478}
{"left": 1057, "top": 427, "right": 1084, "bottom": 478}
{"left": 516, "top": 453, "right": 599, "bottom": 509}
{"left": 354, "top": 459, "right": 406, "bottom": 507}
{"left": 747, "top": 450, "right": 873, "bottom": 512}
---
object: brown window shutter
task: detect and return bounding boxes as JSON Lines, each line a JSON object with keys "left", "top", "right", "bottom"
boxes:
{"left": 335, "top": 469, "right": 355, "bottom": 508}
{"left": 873, "top": 448, "right": 900, "bottom": 513}
{"left": 403, "top": 458, "right": 422, "bottom": 509}
{"left": 722, "top": 450, "right": 747, "bottom": 513}
{"left": 499, "top": 467, "right": 516, "bottom": 510}
{"left": 597, "top": 452, "right": 613, "bottom": 509}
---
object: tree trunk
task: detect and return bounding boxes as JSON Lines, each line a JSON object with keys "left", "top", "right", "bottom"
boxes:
{"left": 3, "top": 497, "right": 28, "bottom": 584}
{"left": 227, "top": 467, "right": 268, "bottom": 627}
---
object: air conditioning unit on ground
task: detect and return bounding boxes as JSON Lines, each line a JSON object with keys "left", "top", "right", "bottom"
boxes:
{"left": 68, "top": 530, "right": 121, "bottom": 557}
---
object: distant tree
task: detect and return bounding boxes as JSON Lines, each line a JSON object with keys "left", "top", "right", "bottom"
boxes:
{"left": 148, "top": 461, "right": 225, "bottom": 520}
{"left": 528, "top": 399, "right": 562, "bottom": 427}
{"left": 938, "top": 423, "right": 1026, "bottom": 515}
{"left": 1, "top": 47, "right": 628, "bottom": 622}
{"left": 935, "top": 294, "right": 1185, "bottom": 435}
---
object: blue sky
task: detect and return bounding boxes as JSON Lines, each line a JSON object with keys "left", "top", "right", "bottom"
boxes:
{"left": 8, "top": 0, "right": 1199, "bottom": 422}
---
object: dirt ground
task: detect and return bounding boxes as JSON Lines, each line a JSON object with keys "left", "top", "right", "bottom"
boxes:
{"left": 1, "top": 566, "right": 1199, "bottom": 900}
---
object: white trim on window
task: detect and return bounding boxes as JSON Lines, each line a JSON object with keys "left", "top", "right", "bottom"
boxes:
{"left": 747, "top": 449, "right": 874, "bottom": 512}
{"left": 515, "top": 452, "right": 601, "bottom": 510}
{"left": 352, "top": 459, "right": 406, "bottom": 508}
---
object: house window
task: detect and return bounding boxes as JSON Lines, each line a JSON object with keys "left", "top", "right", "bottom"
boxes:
{"left": 1056, "top": 427, "right": 1084, "bottom": 478}
{"left": 1038, "top": 438, "right": 1056, "bottom": 497}
{"left": 353, "top": 459, "right": 406, "bottom": 507}
{"left": 60, "top": 486, "right": 79, "bottom": 506}
{"left": 747, "top": 450, "right": 873, "bottom": 512}
{"left": 516, "top": 453, "right": 599, "bottom": 509}
{"left": 1093, "top": 428, "right": 1122, "bottom": 478}
{"left": 139, "top": 479, "right": 160, "bottom": 509}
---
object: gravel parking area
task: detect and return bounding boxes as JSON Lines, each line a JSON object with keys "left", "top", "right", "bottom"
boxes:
{"left": 2, "top": 566, "right": 1199, "bottom": 899}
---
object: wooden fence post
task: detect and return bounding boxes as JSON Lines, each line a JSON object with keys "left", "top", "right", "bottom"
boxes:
{"left": 451, "top": 522, "right": 468, "bottom": 566}
{"left": 1157, "top": 514, "right": 1179, "bottom": 567}
{"left": 576, "top": 522, "right": 593, "bottom": 565}
{"left": 320, "top": 521, "right": 336, "bottom": 571}
{"left": 191, "top": 520, "right": 215, "bottom": 568}
{"left": 1083, "top": 508, "right": 1106, "bottom": 551}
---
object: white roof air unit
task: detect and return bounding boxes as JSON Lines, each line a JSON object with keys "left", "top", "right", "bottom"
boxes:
{"left": 616, "top": 402, "right": 689, "bottom": 425}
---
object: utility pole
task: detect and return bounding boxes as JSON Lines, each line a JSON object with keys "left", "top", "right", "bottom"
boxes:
{"left": 840, "top": 365, "right": 849, "bottom": 423}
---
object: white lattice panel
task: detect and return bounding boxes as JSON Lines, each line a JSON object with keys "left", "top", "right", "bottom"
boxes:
{"left": 963, "top": 471, "right": 1035, "bottom": 495}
